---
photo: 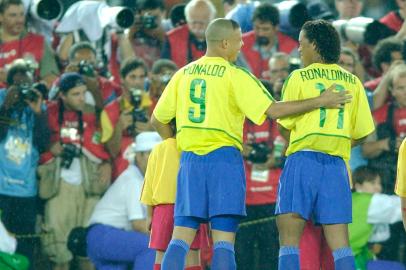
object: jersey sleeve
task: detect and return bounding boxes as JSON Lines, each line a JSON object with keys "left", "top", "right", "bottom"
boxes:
{"left": 231, "top": 67, "right": 274, "bottom": 125}
{"left": 350, "top": 81, "right": 375, "bottom": 140}
{"left": 277, "top": 72, "right": 302, "bottom": 130}
{"left": 153, "top": 71, "right": 179, "bottom": 124}
{"left": 395, "top": 138, "right": 406, "bottom": 197}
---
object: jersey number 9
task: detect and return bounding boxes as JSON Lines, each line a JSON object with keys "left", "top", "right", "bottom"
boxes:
{"left": 188, "top": 79, "right": 207, "bottom": 123}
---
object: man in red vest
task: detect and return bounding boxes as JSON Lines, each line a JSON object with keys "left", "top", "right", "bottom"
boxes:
{"left": 239, "top": 3, "right": 298, "bottom": 79}
{"left": 0, "top": 0, "right": 59, "bottom": 88}
{"left": 161, "top": 0, "right": 216, "bottom": 68}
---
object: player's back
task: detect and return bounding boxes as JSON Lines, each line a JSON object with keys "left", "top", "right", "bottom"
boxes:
{"left": 278, "top": 63, "right": 374, "bottom": 160}
{"left": 158, "top": 56, "right": 273, "bottom": 155}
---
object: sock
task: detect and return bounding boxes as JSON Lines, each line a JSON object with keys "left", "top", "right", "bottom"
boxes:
{"left": 211, "top": 241, "right": 236, "bottom": 270}
{"left": 185, "top": 266, "right": 202, "bottom": 270}
{"left": 333, "top": 247, "right": 356, "bottom": 270}
{"left": 278, "top": 246, "right": 300, "bottom": 270}
{"left": 161, "top": 239, "right": 190, "bottom": 270}
{"left": 153, "top": 264, "right": 161, "bottom": 270}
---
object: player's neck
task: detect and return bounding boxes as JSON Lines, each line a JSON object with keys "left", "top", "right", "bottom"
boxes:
{"left": 205, "top": 50, "right": 227, "bottom": 60}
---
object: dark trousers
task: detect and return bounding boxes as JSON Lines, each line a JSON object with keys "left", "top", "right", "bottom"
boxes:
{"left": 0, "top": 194, "right": 37, "bottom": 269}
{"left": 235, "top": 203, "right": 279, "bottom": 270}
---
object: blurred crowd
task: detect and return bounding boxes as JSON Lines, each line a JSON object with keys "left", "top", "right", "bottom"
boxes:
{"left": 0, "top": 0, "right": 406, "bottom": 269}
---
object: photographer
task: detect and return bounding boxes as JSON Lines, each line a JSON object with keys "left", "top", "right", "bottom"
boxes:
{"left": 39, "top": 72, "right": 111, "bottom": 270}
{"left": 118, "top": 0, "right": 167, "bottom": 69}
{"left": 59, "top": 41, "right": 122, "bottom": 110}
{"left": 0, "top": 0, "right": 59, "bottom": 88}
{"left": 239, "top": 3, "right": 298, "bottom": 79}
{"left": 0, "top": 61, "right": 49, "bottom": 268}
{"left": 101, "top": 57, "right": 153, "bottom": 179}
{"left": 235, "top": 111, "right": 287, "bottom": 269}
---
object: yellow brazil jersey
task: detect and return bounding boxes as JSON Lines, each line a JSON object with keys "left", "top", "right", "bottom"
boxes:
{"left": 140, "top": 138, "right": 179, "bottom": 205}
{"left": 153, "top": 56, "right": 274, "bottom": 155}
{"left": 277, "top": 63, "right": 374, "bottom": 160}
{"left": 395, "top": 138, "right": 406, "bottom": 197}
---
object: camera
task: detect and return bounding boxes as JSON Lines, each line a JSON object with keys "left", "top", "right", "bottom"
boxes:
{"left": 248, "top": 142, "right": 271, "bottom": 164}
{"left": 78, "top": 60, "right": 95, "bottom": 77}
{"left": 18, "top": 83, "right": 39, "bottom": 103}
{"left": 128, "top": 88, "right": 149, "bottom": 135}
{"left": 141, "top": 14, "right": 158, "bottom": 29}
{"left": 61, "top": 143, "right": 81, "bottom": 169}
{"left": 332, "top": 17, "right": 396, "bottom": 46}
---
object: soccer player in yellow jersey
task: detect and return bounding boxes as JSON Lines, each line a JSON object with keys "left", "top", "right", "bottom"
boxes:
{"left": 395, "top": 138, "right": 406, "bottom": 231}
{"left": 276, "top": 20, "right": 375, "bottom": 270}
{"left": 151, "top": 18, "right": 351, "bottom": 270}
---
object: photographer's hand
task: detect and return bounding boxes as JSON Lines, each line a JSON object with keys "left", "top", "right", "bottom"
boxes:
{"left": 118, "top": 109, "right": 133, "bottom": 130}
{"left": 50, "top": 142, "right": 63, "bottom": 157}
{"left": 2, "top": 86, "right": 21, "bottom": 110}
{"left": 25, "top": 89, "right": 43, "bottom": 115}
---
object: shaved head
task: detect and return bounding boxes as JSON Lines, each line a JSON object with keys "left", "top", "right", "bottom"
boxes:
{"left": 205, "top": 18, "right": 240, "bottom": 44}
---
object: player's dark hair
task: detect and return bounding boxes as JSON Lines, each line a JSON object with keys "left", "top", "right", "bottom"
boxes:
{"left": 352, "top": 166, "right": 380, "bottom": 185}
{"left": 252, "top": 3, "right": 279, "bottom": 26}
{"left": 302, "top": 20, "right": 341, "bottom": 64}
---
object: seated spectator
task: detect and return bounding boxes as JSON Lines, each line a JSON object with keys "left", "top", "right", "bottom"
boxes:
{"left": 238, "top": 3, "right": 298, "bottom": 79}
{"left": 335, "top": 0, "right": 364, "bottom": 20}
{"left": 267, "top": 52, "right": 292, "bottom": 101}
{"left": 86, "top": 132, "right": 160, "bottom": 270}
{"left": 0, "top": 0, "right": 59, "bottom": 87}
{"left": 349, "top": 166, "right": 402, "bottom": 269}
{"left": 161, "top": 0, "right": 216, "bottom": 68}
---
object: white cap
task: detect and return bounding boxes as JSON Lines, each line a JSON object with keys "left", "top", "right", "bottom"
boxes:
{"left": 133, "top": 132, "right": 162, "bottom": 152}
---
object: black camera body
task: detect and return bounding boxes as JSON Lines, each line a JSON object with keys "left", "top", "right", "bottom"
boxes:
{"left": 61, "top": 143, "right": 81, "bottom": 169}
{"left": 18, "top": 83, "right": 39, "bottom": 103}
{"left": 78, "top": 60, "right": 95, "bottom": 77}
{"left": 127, "top": 88, "right": 148, "bottom": 135}
{"left": 141, "top": 14, "right": 158, "bottom": 29}
{"left": 248, "top": 142, "right": 271, "bottom": 164}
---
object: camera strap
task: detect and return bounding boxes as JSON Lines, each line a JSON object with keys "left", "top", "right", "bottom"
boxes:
{"left": 58, "top": 100, "right": 83, "bottom": 151}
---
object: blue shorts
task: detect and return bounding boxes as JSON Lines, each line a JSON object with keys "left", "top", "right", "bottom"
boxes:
{"left": 275, "top": 151, "right": 352, "bottom": 224}
{"left": 175, "top": 146, "right": 246, "bottom": 219}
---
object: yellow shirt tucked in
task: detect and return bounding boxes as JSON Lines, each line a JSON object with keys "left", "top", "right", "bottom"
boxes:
{"left": 395, "top": 138, "right": 406, "bottom": 197}
{"left": 140, "top": 138, "right": 179, "bottom": 205}
{"left": 277, "top": 63, "right": 374, "bottom": 160}
{"left": 153, "top": 56, "right": 274, "bottom": 155}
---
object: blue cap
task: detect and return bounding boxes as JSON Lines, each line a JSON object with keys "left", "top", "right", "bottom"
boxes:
{"left": 59, "top": 72, "right": 85, "bottom": 94}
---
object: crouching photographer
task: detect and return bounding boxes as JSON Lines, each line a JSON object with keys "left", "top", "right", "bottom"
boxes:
{"left": 37, "top": 72, "right": 112, "bottom": 270}
{"left": 0, "top": 62, "right": 49, "bottom": 267}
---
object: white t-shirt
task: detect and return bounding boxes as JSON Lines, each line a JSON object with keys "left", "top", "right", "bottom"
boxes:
{"left": 88, "top": 165, "right": 146, "bottom": 231}
{"left": 0, "top": 220, "right": 16, "bottom": 254}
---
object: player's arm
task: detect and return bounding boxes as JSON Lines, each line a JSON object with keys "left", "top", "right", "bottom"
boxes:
{"left": 266, "top": 84, "right": 351, "bottom": 119}
{"left": 277, "top": 124, "right": 290, "bottom": 142}
{"left": 352, "top": 136, "right": 368, "bottom": 147}
{"left": 151, "top": 114, "right": 174, "bottom": 140}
